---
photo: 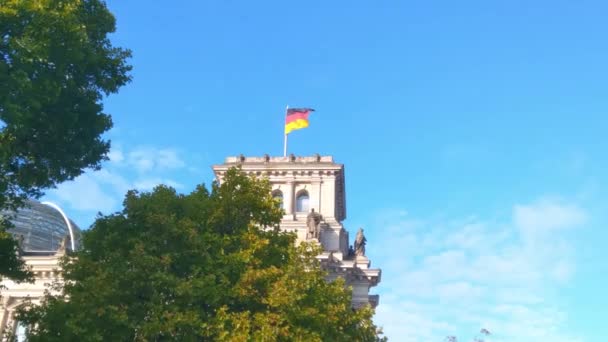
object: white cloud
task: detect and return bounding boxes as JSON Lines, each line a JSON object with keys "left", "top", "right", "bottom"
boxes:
{"left": 436, "top": 281, "right": 485, "bottom": 302}
{"left": 48, "top": 174, "right": 117, "bottom": 212}
{"left": 127, "top": 147, "right": 186, "bottom": 172}
{"left": 368, "top": 198, "right": 587, "bottom": 342}
{"left": 157, "top": 149, "right": 186, "bottom": 169}
{"left": 128, "top": 148, "right": 156, "bottom": 172}
{"left": 375, "top": 301, "right": 456, "bottom": 341}
{"left": 514, "top": 199, "right": 587, "bottom": 233}
{"left": 106, "top": 148, "right": 125, "bottom": 163}
{"left": 95, "top": 169, "right": 131, "bottom": 195}
{"left": 45, "top": 144, "right": 189, "bottom": 225}
{"left": 133, "top": 178, "right": 183, "bottom": 191}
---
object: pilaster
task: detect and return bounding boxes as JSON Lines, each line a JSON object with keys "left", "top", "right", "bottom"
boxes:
{"left": 321, "top": 174, "right": 336, "bottom": 220}
{"left": 283, "top": 180, "right": 295, "bottom": 218}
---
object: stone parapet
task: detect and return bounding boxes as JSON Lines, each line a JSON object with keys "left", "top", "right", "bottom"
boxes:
{"left": 223, "top": 155, "right": 335, "bottom": 164}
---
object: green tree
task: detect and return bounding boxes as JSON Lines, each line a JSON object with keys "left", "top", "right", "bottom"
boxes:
{"left": 0, "top": 0, "right": 131, "bottom": 281}
{"left": 16, "top": 169, "right": 386, "bottom": 341}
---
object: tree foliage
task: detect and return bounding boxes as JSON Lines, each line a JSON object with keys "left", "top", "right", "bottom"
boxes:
{"left": 446, "top": 328, "right": 491, "bottom": 342}
{"left": 0, "top": 0, "right": 131, "bottom": 281}
{"left": 16, "top": 169, "right": 385, "bottom": 341}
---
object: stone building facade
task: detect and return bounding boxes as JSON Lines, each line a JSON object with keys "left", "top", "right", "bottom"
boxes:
{"left": 213, "top": 155, "right": 381, "bottom": 308}
{"left": 0, "top": 201, "right": 80, "bottom": 340}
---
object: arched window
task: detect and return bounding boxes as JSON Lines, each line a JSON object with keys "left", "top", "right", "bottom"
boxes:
{"left": 272, "top": 190, "right": 283, "bottom": 209}
{"left": 296, "top": 190, "right": 309, "bottom": 212}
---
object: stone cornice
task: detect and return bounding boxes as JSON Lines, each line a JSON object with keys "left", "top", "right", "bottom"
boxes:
{"left": 224, "top": 155, "right": 337, "bottom": 164}
{"left": 212, "top": 155, "right": 347, "bottom": 221}
{"left": 213, "top": 156, "right": 343, "bottom": 174}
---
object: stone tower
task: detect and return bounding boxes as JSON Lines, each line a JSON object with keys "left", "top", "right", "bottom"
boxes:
{"left": 212, "top": 155, "right": 381, "bottom": 308}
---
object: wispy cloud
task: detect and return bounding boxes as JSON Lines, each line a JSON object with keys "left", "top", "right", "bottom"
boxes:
{"left": 133, "top": 178, "right": 184, "bottom": 191}
{"left": 514, "top": 198, "right": 587, "bottom": 234}
{"left": 127, "top": 147, "right": 186, "bottom": 172}
{"left": 106, "top": 148, "right": 125, "bottom": 163}
{"left": 369, "top": 198, "right": 587, "bottom": 341}
{"left": 45, "top": 144, "right": 190, "bottom": 225}
{"left": 49, "top": 173, "right": 117, "bottom": 212}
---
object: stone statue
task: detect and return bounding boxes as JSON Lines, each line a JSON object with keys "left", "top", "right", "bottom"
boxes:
{"left": 354, "top": 228, "right": 366, "bottom": 257}
{"left": 306, "top": 208, "right": 322, "bottom": 239}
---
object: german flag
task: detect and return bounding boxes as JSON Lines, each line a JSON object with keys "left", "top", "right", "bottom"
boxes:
{"left": 285, "top": 108, "right": 315, "bottom": 134}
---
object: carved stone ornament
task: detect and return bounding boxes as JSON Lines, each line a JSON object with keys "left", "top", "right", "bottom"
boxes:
{"left": 354, "top": 227, "right": 366, "bottom": 257}
{"left": 306, "top": 208, "right": 322, "bottom": 239}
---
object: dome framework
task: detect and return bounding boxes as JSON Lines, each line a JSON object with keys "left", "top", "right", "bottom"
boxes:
{"left": 2, "top": 200, "right": 81, "bottom": 252}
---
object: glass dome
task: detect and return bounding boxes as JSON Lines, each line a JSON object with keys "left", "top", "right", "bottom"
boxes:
{"left": 2, "top": 200, "right": 81, "bottom": 252}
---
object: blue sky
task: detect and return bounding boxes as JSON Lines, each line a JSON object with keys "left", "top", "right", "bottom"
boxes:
{"left": 43, "top": 1, "right": 608, "bottom": 341}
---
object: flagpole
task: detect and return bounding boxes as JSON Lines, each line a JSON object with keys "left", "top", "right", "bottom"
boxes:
{"left": 283, "top": 105, "right": 289, "bottom": 157}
